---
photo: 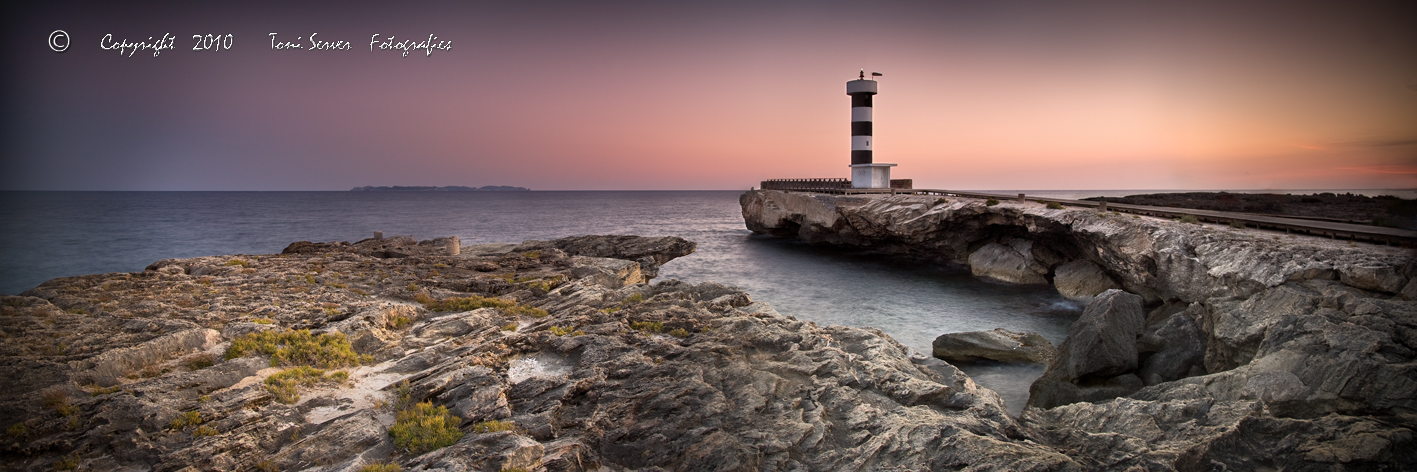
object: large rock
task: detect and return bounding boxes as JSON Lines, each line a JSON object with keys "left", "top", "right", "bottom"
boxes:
{"left": 968, "top": 239, "right": 1050, "bottom": 285}
{"left": 1052, "top": 290, "right": 1145, "bottom": 381}
{"left": 1028, "top": 289, "right": 1145, "bottom": 409}
{"left": 1053, "top": 259, "right": 1121, "bottom": 301}
{"left": 739, "top": 189, "right": 1414, "bottom": 304}
{"left": 1338, "top": 264, "right": 1408, "bottom": 294}
{"left": 514, "top": 235, "right": 696, "bottom": 280}
{"left": 1135, "top": 302, "right": 1207, "bottom": 385}
{"left": 72, "top": 328, "right": 221, "bottom": 387}
{"left": 932, "top": 328, "right": 1056, "bottom": 364}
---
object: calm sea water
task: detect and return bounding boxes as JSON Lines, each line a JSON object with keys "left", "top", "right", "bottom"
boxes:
{"left": 1, "top": 189, "right": 1407, "bottom": 413}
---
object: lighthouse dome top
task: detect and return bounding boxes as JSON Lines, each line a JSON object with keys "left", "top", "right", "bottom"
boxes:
{"left": 846, "top": 79, "right": 877, "bottom": 95}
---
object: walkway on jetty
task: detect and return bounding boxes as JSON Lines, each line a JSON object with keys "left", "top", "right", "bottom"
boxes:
{"left": 770, "top": 187, "right": 1417, "bottom": 245}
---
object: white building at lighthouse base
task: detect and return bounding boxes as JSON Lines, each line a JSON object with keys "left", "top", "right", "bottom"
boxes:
{"left": 850, "top": 163, "right": 896, "bottom": 189}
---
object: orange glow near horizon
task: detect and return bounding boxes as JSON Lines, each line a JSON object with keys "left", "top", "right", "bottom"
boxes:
{"left": 6, "top": 1, "right": 1415, "bottom": 191}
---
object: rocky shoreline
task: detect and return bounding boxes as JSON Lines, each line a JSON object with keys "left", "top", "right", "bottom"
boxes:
{"left": 3, "top": 233, "right": 1073, "bottom": 471}
{"left": 741, "top": 189, "right": 1416, "bottom": 469}
{"left": 3, "top": 191, "right": 1413, "bottom": 470}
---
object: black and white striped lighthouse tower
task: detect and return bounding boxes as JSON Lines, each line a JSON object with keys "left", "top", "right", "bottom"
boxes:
{"left": 848, "top": 70, "right": 894, "bottom": 188}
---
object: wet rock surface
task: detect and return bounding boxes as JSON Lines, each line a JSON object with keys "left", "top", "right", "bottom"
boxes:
{"left": 2, "top": 234, "right": 1090, "bottom": 471}
{"left": 743, "top": 190, "right": 1417, "bottom": 470}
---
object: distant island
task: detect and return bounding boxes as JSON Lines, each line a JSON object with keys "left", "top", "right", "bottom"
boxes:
{"left": 350, "top": 185, "right": 530, "bottom": 192}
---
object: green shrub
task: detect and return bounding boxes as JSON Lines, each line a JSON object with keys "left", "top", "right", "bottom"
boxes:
{"left": 985, "top": 197, "right": 999, "bottom": 206}
{"left": 169, "top": 410, "right": 202, "bottom": 430}
{"left": 388, "top": 314, "right": 413, "bottom": 329}
{"left": 500, "top": 322, "right": 518, "bottom": 332}
{"left": 1179, "top": 214, "right": 1200, "bottom": 224}
{"left": 360, "top": 461, "right": 402, "bottom": 472}
{"left": 53, "top": 453, "right": 79, "bottom": 470}
{"left": 194, "top": 425, "right": 218, "bottom": 437}
{"left": 505, "top": 305, "right": 549, "bottom": 318}
{"left": 42, "top": 389, "right": 76, "bottom": 416}
{"left": 389, "top": 402, "right": 464, "bottom": 454}
{"left": 224, "top": 259, "right": 249, "bottom": 267}
{"left": 6, "top": 423, "right": 25, "bottom": 438}
{"left": 472, "top": 420, "right": 517, "bottom": 433}
{"left": 548, "top": 325, "right": 584, "bottom": 336}
{"left": 630, "top": 321, "right": 664, "bottom": 333}
{"left": 519, "top": 276, "right": 563, "bottom": 292}
{"left": 419, "top": 294, "right": 513, "bottom": 312}
{"left": 186, "top": 353, "right": 216, "bottom": 371}
{"left": 264, "top": 366, "right": 349, "bottom": 404}
{"left": 1045, "top": 201, "right": 1064, "bottom": 210}
{"left": 252, "top": 318, "right": 274, "bottom": 325}
{"left": 226, "top": 329, "right": 370, "bottom": 368}
{"left": 1229, "top": 220, "right": 1245, "bottom": 229}
{"left": 521, "top": 250, "right": 541, "bottom": 259}
{"left": 668, "top": 328, "right": 690, "bottom": 338}
{"left": 391, "top": 380, "right": 413, "bottom": 411}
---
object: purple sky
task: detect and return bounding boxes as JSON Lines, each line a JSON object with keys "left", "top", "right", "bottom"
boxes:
{"left": 4, "top": 0, "right": 1415, "bottom": 191}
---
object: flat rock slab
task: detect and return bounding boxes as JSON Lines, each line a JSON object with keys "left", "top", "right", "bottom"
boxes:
{"left": 932, "top": 328, "right": 1056, "bottom": 364}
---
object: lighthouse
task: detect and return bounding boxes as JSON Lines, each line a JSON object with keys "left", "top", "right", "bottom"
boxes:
{"left": 848, "top": 70, "right": 895, "bottom": 188}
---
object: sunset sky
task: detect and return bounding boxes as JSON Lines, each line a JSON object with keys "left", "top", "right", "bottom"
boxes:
{"left": 4, "top": 0, "right": 1414, "bottom": 191}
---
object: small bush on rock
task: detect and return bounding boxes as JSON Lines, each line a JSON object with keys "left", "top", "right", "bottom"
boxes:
{"left": 548, "top": 325, "right": 584, "bottom": 336}
{"left": 169, "top": 410, "right": 202, "bottom": 430}
{"left": 389, "top": 402, "right": 464, "bottom": 454}
{"left": 226, "top": 329, "right": 370, "bottom": 368}
{"left": 419, "top": 294, "right": 510, "bottom": 311}
{"left": 668, "top": 328, "right": 691, "bottom": 338}
{"left": 360, "top": 462, "right": 402, "bottom": 472}
{"left": 53, "top": 453, "right": 79, "bottom": 470}
{"left": 186, "top": 353, "right": 216, "bottom": 371}
{"left": 505, "top": 305, "right": 549, "bottom": 318}
{"left": 1179, "top": 214, "right": 1200, "bottom": 224}
{"left": 472, "top": 420, "right": 517, "bottom": 433}
{"left": 985, "top": 197, "right": 999, "bottom": 206}
{"left": 264, "top": 366, "right": 349, "bottom": 404}
{"left": 1045, "top": 201, "right": 1064, "bottom": 210}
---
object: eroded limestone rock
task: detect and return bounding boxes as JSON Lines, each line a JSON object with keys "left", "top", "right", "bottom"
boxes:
{"left": 1053, "top": 259, "right": 1121, "bottom": 301}
{"left": 968, "top": 239, "right": 1050, "bottom": 285}
{"left": 932, "top": 328, "right": 1056, "bottom": 364}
